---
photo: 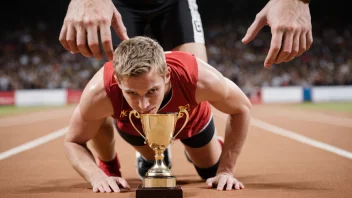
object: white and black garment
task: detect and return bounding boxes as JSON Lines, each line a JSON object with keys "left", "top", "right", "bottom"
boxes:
{"left": 110, "top": 0, "right": 205, "bottom": 51}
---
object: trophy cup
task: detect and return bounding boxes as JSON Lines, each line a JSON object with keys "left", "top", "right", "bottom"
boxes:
{"left": 129, "top": 106, "right": 189, "bottom": 198}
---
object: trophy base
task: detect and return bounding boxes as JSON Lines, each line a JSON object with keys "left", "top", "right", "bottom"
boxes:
{"left": 136, "top": 185, "right": 183, "bottom": 198}
{"left": 143, "top": 176, "right": 176, "bottom": 188}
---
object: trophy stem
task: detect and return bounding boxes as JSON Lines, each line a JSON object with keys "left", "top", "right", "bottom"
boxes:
{"left": 154, "top": 149, "right": 167, "bottom": 171}
{"left": 143, "top": 148, "right": 176, "bottom": 188}
{"left": 154, "top": 148, "right": 164, "bottom": 163}
{"left": 145, "top": 148, "right": 172, "bottom": 177}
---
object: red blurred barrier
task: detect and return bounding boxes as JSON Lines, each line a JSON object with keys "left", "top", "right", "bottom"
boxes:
{"left": 249, "top": 89, "right": 262, "bottom": 105}
{"left": 0, "top": 91, "right": 15, "bottom": 105}
{"left": 66, "top": 89, "right": 83, "bottom": 104}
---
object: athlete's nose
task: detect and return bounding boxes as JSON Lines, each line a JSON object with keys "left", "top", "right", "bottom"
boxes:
{"left": 138, "top": 96, "right": 150, "bottom": 110}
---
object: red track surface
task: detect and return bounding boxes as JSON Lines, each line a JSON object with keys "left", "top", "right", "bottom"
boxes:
{"left": 0, "top": 104, "right": 351, "bottom": 198}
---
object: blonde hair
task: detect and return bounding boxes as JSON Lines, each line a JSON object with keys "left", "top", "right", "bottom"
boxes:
{"left": 113, "top": 36, "right": 167, "bottom": 81}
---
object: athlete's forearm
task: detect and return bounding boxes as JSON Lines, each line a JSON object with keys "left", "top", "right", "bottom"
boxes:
{"left": 217, "top": 109, "right": 250, "bottom": 175}
{"left": 64, "top": 141, "right": 106, "bottom": 184}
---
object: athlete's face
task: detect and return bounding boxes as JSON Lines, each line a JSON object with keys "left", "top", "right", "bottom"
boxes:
{"left": 118, "top": 69, "right": 170, "bottom": 114}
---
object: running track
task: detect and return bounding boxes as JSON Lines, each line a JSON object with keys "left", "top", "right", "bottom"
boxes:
{"left": 0, "top": 104, "right": 351, "bottom": 198}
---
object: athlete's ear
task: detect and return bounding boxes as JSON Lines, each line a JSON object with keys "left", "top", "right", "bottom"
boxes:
{"left": 165, "top": 67, "right": 171, "bottom": 83}
{"left": 114, "top": 75, "right": 122, "bottom": 89}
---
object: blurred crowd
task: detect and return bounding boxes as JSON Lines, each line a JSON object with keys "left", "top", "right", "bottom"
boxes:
{"left": 0, "top": 21, "right": 101, "bottom": 91}
{"left": 206, "top": 20, "right": 352, "bottom": 95}
{"left": 1, "top": 20, "right": 352, "bottom": 96}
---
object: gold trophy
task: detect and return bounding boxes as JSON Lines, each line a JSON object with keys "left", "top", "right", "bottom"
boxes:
{"left": 129, "top": 106, "right": 189, "bottom": 198}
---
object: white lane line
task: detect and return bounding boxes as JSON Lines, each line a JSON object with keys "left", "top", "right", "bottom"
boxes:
{"left": 251, "top": 118, "right": 352, "bottom": 160}
{"left": 210, "top": 108, "right": 351, "bottom": 159}
{"left": 271, "top": 111, "right": 352, "bottom": 128}
{"left": 0, "top": 127, "right": 68, "bottom": 161}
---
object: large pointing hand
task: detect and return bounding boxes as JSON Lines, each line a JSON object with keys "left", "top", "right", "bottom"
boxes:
{"left": 242, "top": 0, "right": 312, "bottom": 68}
{"left": 59, "top": 0, "right": 129, "bottom": 61}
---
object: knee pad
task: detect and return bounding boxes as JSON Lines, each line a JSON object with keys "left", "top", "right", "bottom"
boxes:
{"left": 194, "top": 159, "right": 220, "bottom": 180}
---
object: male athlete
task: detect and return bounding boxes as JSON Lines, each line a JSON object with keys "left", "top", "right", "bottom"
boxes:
{"left": 64, "top": 36, "right": 251, "bottom": 193}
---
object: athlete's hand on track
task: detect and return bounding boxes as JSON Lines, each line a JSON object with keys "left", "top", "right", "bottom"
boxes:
{"left": 59, "top": 0, "right": 129, "bottom": 61}
{"left": 206, "top": 172, "right": 244, "bottom": 191}
{"left": 91, "top": 176, "right": 130, "bottom": 193}
{"left": 242, "top": 0, "right": 312, "bottom": 68}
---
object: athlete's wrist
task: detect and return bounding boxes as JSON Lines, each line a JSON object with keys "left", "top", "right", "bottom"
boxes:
{"left": 216, "top": 168, "right": 233, "bottom": 177}
{"left": 89, "top": 171, "right": 109, "bottom": 185}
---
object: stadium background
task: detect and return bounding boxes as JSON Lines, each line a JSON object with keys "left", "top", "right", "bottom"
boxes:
{"left": 1, "top": 0, "right": 351, "bottom": 93}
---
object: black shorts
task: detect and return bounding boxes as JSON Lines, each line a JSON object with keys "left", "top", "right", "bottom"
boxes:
{"left": 116, "top": 116, "right": 215, "bottom": 148}
{"left": 111, "top": 0, "right": 205, "bottom": 50}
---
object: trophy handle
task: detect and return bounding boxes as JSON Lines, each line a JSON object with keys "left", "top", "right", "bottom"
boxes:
{"left": 171, "top": 106, "right": 189, "bottom": 142}
{"left": 128, "top": 110, "right": 147, "bottom": 143}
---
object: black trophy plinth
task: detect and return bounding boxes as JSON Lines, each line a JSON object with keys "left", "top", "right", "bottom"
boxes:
{"left": 136, "top": 185, "right": 183, "bottom": 198}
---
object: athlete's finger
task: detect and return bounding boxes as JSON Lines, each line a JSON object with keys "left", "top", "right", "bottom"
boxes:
{"left": 102, "top": 180, "right": 112, "bottom": 193}
{"left": 206, "top": 178, "right": 214, "bottom": 188}
{"left": 108, "top": 178, "right": 120, "bottom": 192}
{"left": 226, "top": 179, "right": 234, "bottom": 191}
{"left": 217, "top": 177, "right": 227, "bottom": 191}
{"left": 116, "top": 177, "right": 131, "bottom": 189}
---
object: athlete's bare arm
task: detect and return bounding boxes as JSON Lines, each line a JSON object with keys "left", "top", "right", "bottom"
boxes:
{"left": 195, "top": 57, "right": 251, "bottom": 190}
{"left": 63, "top": 67, "right": 118, "bottom": 190}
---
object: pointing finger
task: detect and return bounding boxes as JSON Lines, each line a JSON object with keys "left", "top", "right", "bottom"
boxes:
{"left": 112, "top": 9, "right": 129, "bottom": 41}
{"left": 242, "top": 15, "right": 265, "bottom": 44}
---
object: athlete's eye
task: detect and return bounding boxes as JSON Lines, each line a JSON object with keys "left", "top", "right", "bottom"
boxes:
{"left": 127, "top": 91, "right": 138, "bottom": 96}
{"left": 147, "top": 88, "right": 157, "bottom": 94}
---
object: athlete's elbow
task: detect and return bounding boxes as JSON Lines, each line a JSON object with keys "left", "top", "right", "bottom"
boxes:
{"left": 232, "top": 97, "right": 252, "bottom": 117}
{"left": 239, "top": 93, "right": 252, "bottom": 112}
{"left": 243, "top": 96, "right": 252, "bottom": 113}
{"left": 240, "top": 102, "right": 252, "bottom": 117}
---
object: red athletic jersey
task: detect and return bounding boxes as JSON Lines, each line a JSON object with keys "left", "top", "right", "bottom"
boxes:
{"left": 103, "top": 51, "right": 211, "bottom": 139}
